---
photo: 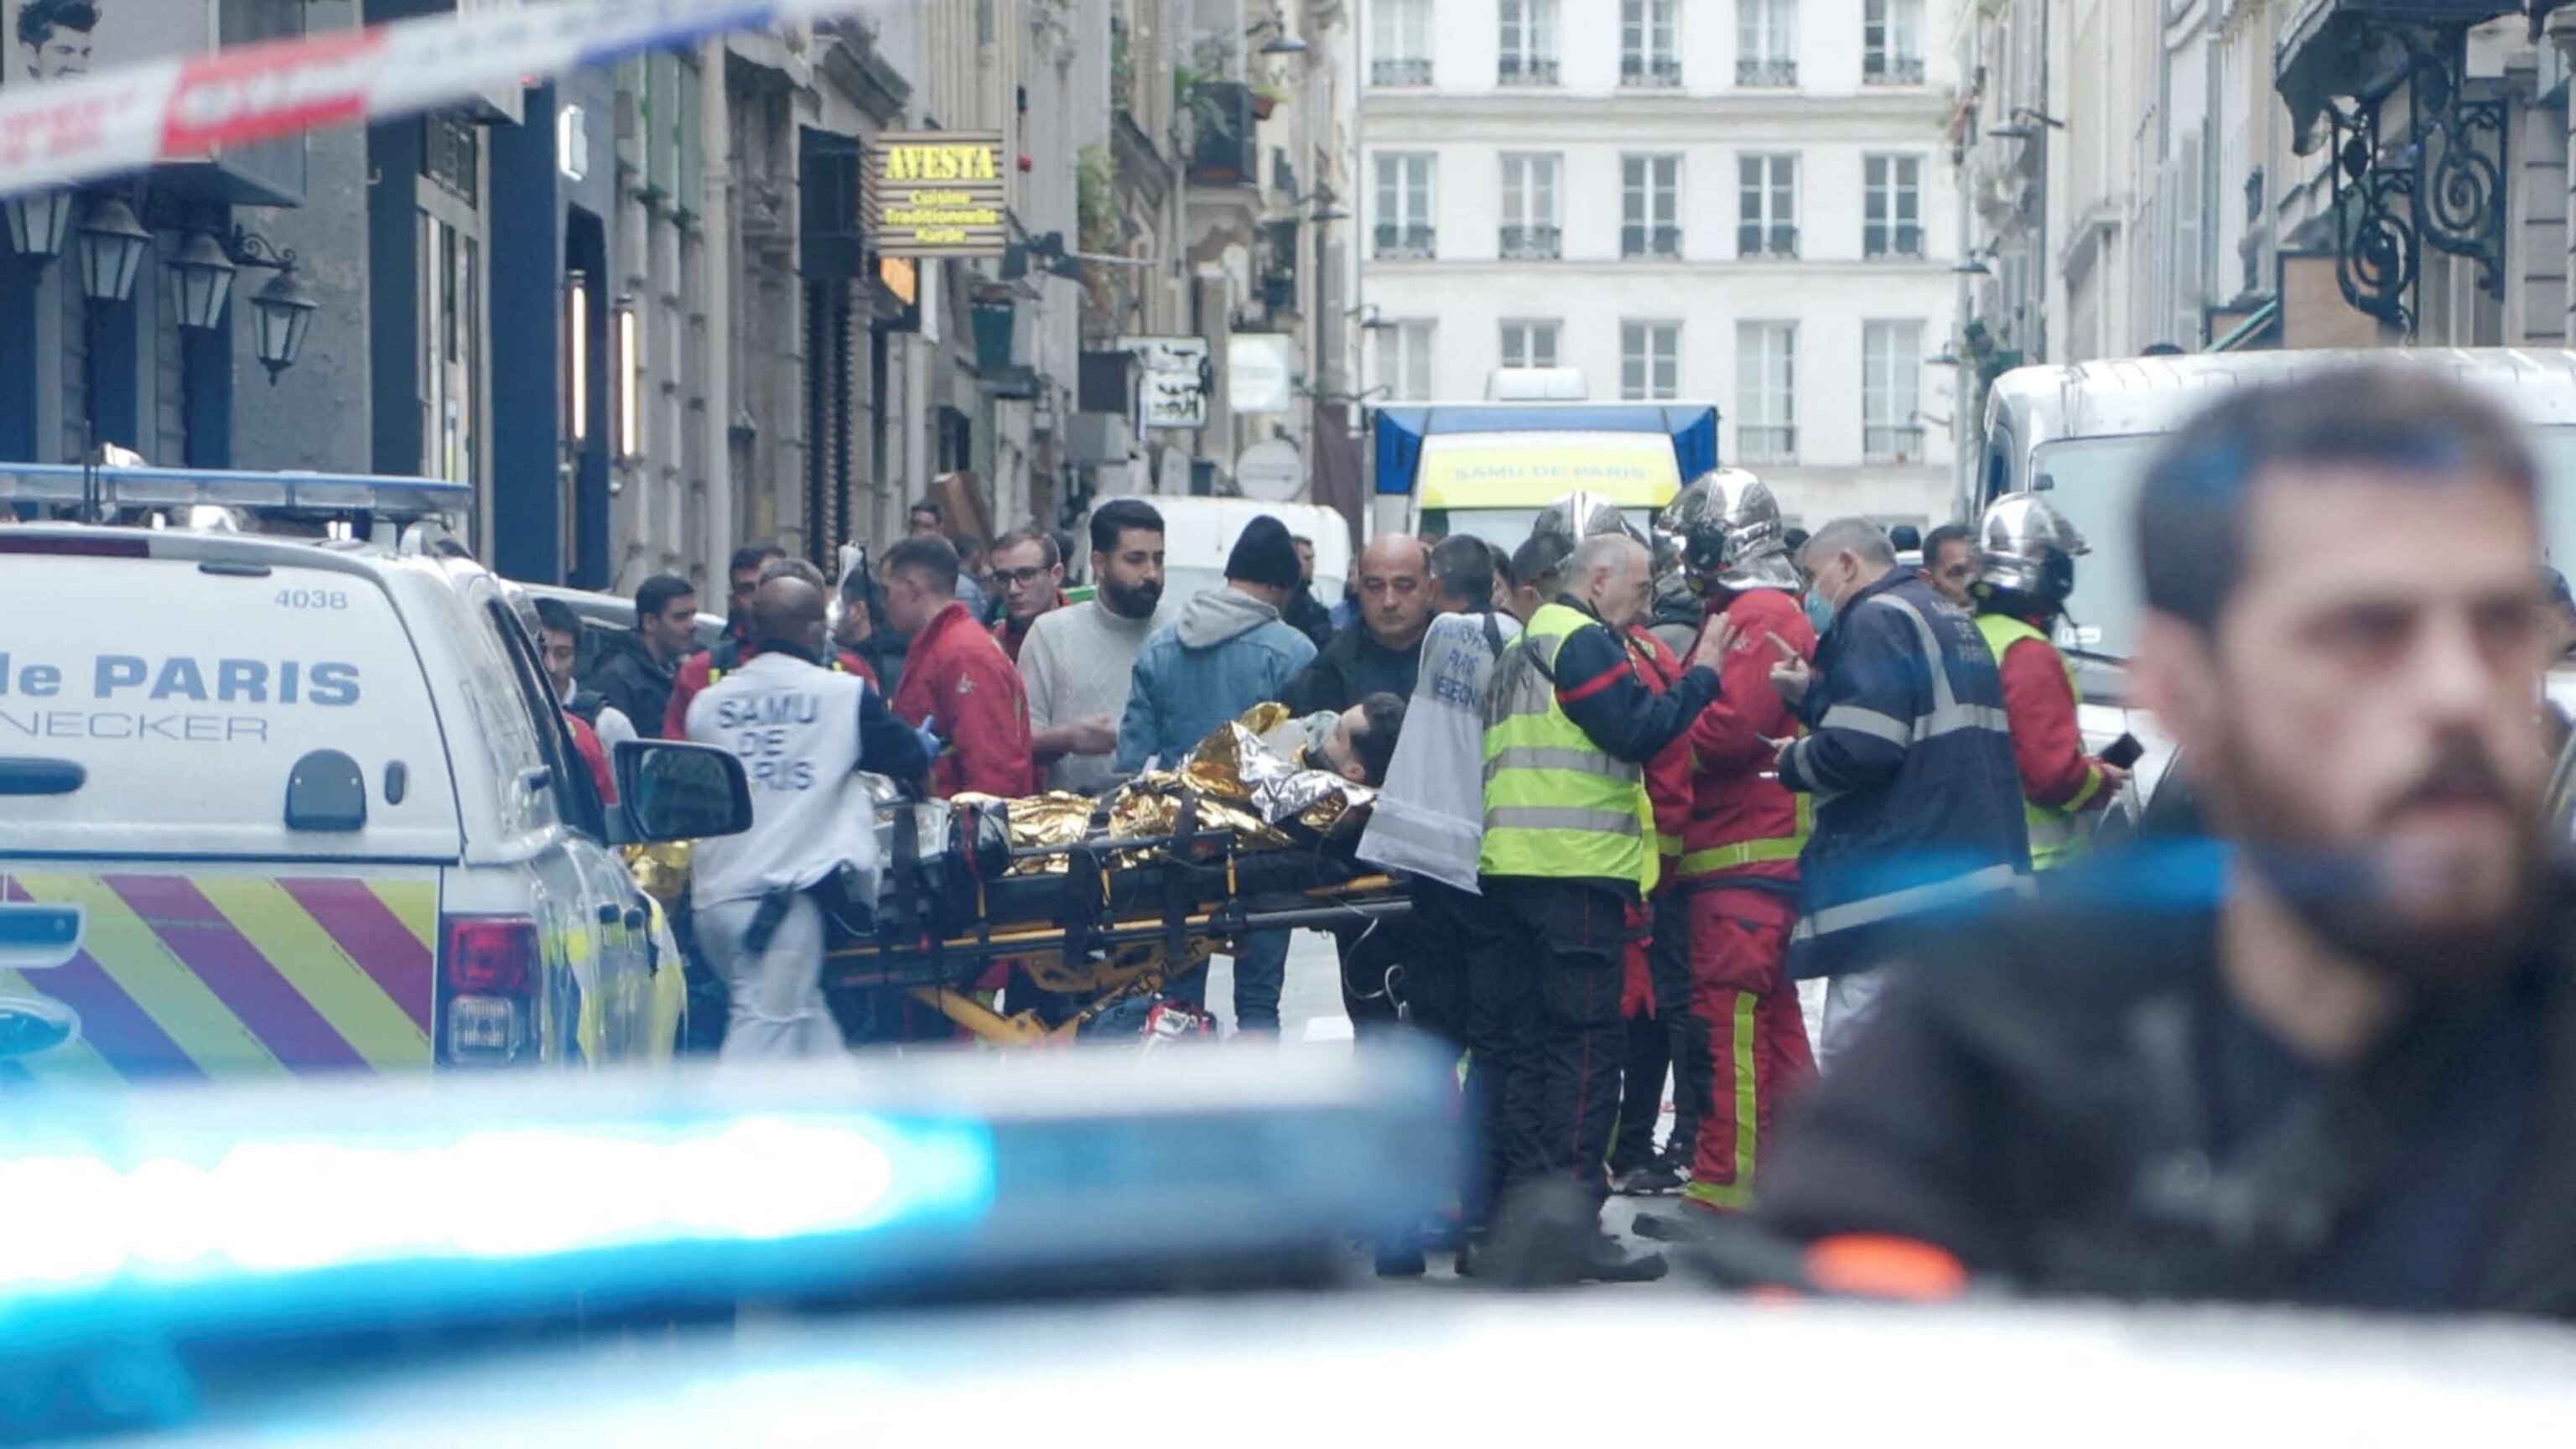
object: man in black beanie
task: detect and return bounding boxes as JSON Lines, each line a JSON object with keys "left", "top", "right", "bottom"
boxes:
{"left": 1117, "top": 513, "right": 1321, "bottom": 1031}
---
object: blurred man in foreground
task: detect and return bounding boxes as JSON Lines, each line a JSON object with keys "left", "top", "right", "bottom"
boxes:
{"left": 1757, "top": 369, "right": 2576, "bottom": 1317}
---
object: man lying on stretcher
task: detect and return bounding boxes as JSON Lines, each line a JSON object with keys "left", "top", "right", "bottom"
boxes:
{"left": 1259, "top": 693, "right": 1408, "bottom": 788}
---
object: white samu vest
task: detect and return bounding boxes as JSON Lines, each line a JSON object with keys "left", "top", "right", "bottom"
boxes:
{"left": 684, "top": 652, "right": 880, "bottom": 908}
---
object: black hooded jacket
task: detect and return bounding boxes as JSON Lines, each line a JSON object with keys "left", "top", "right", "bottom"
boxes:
{"left": 1757, "top": 849, "right": 2576, "bottom": 1318}
{"left": 584, "top": 631, "right": 679, "bottom": 741}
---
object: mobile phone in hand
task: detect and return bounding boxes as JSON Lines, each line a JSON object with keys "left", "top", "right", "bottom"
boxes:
{"left": 2100, "top": 733, "right": 2146, "bottom": 771}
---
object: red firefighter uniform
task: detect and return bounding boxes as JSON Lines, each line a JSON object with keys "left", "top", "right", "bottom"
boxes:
{"left": 1677, "top": 585, "right": 1819, "bottom": 1212}
{"left": 1621, "top": 625, "right": 1696, "bottom": 1017}
{"left": 1982, "top": 613, "right": 2116, "bottom": 870}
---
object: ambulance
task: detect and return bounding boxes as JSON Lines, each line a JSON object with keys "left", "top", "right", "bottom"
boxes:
{"left": 0, "top": 465, "right": 750, "bottom": 1083}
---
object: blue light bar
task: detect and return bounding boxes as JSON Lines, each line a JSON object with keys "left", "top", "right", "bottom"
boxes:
{"left": 0, "top": 465, "right": 472, "bottom": 522}
{"left": 0, "top": 1046, "right": 1457, "bottom": 1353}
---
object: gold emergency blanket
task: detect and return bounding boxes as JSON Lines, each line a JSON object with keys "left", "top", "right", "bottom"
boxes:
{"left": 626, "top": 842, "right": 693, "bottom": 905}
{"left": 988, "top": 704, "right": 1375, "bottom": 870}
{"left": 627, "top": 705, "right": 1375, "bottom": 896}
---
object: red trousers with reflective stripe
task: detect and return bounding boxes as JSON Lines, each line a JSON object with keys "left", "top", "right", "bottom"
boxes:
{"left": 1684, "top": 887, "right": 1815, "bottom": 1212}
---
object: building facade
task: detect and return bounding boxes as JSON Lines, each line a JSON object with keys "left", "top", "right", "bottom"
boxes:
{"left": 3, "top": 1, "right": 1371, "bottom": 583}
{"left": 1354, "top": 0, "right": 1966, "bottom": 531}
{"left": 1959, "top": 0, "right": 2576, "bottom": 383}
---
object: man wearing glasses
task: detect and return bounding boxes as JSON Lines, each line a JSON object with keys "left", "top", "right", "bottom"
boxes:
{"left": 989, "top": 529, "right": 1069, "bottom": 665}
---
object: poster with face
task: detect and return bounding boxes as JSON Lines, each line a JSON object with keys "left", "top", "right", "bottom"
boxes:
{"left": 12, "top": 0, "right": 99, "bottom": 81}
{"left": 3, "top": 0, "right": 210, "bottom": 89}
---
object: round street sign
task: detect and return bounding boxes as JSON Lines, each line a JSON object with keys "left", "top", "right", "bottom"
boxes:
{"left": 1234, "top": 439, "right": 1305, "bottom": 502}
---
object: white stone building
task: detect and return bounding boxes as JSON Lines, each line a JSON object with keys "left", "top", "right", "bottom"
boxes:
{"left": 1353, "top": 0, "right": 1966, "bottom": 530}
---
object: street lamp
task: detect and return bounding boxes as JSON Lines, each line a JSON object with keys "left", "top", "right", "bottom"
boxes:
{"left": 248, "top": 264, "right": 319, "bottom": 384}
{"left": 3, "top": 190, "right": 74, "bottom": 265}
{"left": 1246, "top": 18, "right": 1307, "bottom": 55}
{"left": 75, "top": 195, "right": 152, "bottom": 304}
{"left": 169, "top": 230, "right": 239, "bottom": 330}
{"left": 171, "top": 226, "right": 317, "bottom": 381}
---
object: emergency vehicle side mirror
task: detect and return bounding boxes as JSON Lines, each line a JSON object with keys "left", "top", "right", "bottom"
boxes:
{"left": 611, "top": 741, "right": 755, "bottom": 846}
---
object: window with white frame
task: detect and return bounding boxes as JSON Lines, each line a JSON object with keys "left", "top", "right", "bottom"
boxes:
{"left": 1737, "top": 153, "right": 1798, "bottom": 257}
{"left": 1622, "top": 154, "right": 1682, "bottom": 257}
{"left": 1862, "top": 321, "right": 1925, "bottom": 464}
{"left": 1737, "top": 321, "right": 1797, "bottom": 464}
{"left": 1374, "top": 153, "right": 1436, "bottom": 258}
{"left": 1621, "top": 322, "right": 1680, "bottom": 401}
{"left": 1371, "top": 0, "right": 1432, "bottom": 86}
{"left": 1621, "top": 0, "right": 1680, "bottom": 87}
{"left": 1500, "top": 153, "right": 1562, "bottom": 259}
{"left": 1863, "top": 155, "right": 1924, "bottom": 258}
{"left": 1501, "top": 320, "right": 1561, "bottom": 371}
{"left": 1378, "top": 320, "right": 1436, "bottom": 401}
{"left": 1863, "top": 0, "right": 1924, "bottom": 86}
{"left": 1737, "top": 0, "right": 1796, "bottom": 86}
{"left": 1498, "top": 0, "right": 1560, "bottom": 86}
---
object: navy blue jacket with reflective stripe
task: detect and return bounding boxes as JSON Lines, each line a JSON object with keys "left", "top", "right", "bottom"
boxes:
{"left": 1778, "top": 571, "right": 2032, "bottom": 979}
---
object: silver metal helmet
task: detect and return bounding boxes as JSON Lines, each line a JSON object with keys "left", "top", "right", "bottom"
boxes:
{"left": 1532, "top": 491, "right": 1632, "bottom": 552}
{"left": 1659, "top": 469, "right": 1799, "bottom": 592}
{"left": 1974, "top": 492, "right": 2089, "bottom": 611}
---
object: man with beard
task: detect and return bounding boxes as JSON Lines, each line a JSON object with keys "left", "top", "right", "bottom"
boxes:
{"left": 1018, "top": 499, "right": 1176, "bottom": 793}
{"left": 1753, "top": 368, "right": 2576, "bottom": 1317}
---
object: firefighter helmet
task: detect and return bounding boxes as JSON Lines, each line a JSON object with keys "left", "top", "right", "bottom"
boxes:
{"left": 1973, "top": 492, "right": 2089, "bottom": 615}
{"left": 1659, "top": 470, "right": 1800, "bottom": 592}
{"left": 1532, "top": 491, "right": 1634, "bottom": 552}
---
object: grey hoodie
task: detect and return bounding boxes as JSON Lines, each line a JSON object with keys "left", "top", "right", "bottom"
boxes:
{"left": 1176, "top": 584, "right": 1286, "bottom": 648}
{"left": 1116, "top": 585, "right": 1322, "bottom": 771}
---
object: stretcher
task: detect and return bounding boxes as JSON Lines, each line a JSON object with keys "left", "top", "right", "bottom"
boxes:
{"left": 822, "top": 797, "right": 1412, "bottom": 1046}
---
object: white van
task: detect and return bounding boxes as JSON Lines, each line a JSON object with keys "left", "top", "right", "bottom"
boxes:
{"left": 1104, "top": 497, "right": 1355, "bottom": 611}
{"left": 1976, "top": 349, "right": 2576, "bottom": 816}
{"left": 0, "top": 466, "right": 750, "bottom": 1083}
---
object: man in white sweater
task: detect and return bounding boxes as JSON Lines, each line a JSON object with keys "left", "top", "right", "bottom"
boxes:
{"left": 1016, "top": 498, "right": 1176, "bottom": 793}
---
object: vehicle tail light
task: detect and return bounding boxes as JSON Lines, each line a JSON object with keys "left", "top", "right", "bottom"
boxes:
{"left": 439, "top": 915, "right": 539, "bottom": 1066}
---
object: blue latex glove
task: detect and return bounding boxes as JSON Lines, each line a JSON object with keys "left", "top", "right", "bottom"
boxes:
{"left": 911, "top": 714, "right": 944, "bottom": 761}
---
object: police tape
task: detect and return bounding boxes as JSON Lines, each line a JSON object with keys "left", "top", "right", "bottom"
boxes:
{"left": 0, "top": 0, "right": 886, "bottom": 201}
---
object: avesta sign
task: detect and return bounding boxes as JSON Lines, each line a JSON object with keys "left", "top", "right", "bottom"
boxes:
{"left": 883, "top": 143, "right": 1000, "bottom": 182}
{"left": 868, "top": 130, "right": 1008, "bottom": 258}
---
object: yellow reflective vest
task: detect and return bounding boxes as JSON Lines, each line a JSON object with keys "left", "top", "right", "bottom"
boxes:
{"left": 1479, "top": 603, "right": 1654, "bottom": 889}
{"left": 1974, "top": 612, "right": 2102, "bottom": 870}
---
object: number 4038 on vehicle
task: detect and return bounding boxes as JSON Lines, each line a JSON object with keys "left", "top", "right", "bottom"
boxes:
{"left": 274, "top": 589, "right": 350, "bottom": 610}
